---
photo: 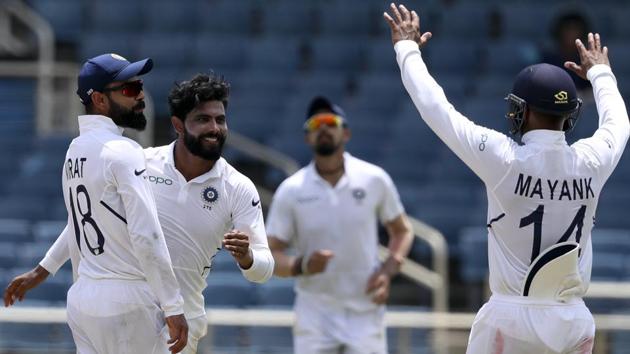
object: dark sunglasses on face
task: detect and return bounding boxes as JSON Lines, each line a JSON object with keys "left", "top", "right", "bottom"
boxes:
{"left": 102, "top": 80, "right": 143, "bottom": 97}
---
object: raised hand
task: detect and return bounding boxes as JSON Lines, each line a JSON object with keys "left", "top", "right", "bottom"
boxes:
{"left": 383, "top": 3, "right": 432, "bottom": 47}
{"left": 564, "top": 32, "right": 610, "bottom": 80}
{"left": 365, "top": 270, "right": 391, "bottom": 304}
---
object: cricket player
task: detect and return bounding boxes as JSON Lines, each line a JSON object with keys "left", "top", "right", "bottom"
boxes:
{"left": 5, "top": 73, "right": 274, "bottom": 354}
{"left": 4, "top": 53, "right": 188, "bottom": 353}
{"left": 384, "top": 3, "right": 629, "bottom": 353}
{"left": 267, "top": 96, "right": 414, "bottom": 354}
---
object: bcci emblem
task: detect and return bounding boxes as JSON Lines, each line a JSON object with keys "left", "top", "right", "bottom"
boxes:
{"left": 351, "top": 188, "right": 366, "bottom": 203}
{"left": 202, "top": 186, "right": 219, "bottom": 208}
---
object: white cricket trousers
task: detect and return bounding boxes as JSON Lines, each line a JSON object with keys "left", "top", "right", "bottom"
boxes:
{"left": 466, "top": 294, "right": 595, "bottom": 354}
{"left": 293, "top": 293, "right": 387, "bottom": 354}
{"left": 67, "top": 277, "right": 170, "bottom": 354}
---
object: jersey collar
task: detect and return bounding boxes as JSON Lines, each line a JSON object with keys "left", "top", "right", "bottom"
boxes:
{"left": 78, "top": 115, "right": 125, "bottom": 136}
{"left": 307, "top": 152, "right": 353, "bottom": 189}
{"left": 521, "top": 129, "right": 567, "bottom": 146}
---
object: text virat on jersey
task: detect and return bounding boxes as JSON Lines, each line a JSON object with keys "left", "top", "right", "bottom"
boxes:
{"left": 514, "top": 173, "right": 595, "bottom": 201}
{"left": 66, "top": 157, "right": 87, "bottom": 180}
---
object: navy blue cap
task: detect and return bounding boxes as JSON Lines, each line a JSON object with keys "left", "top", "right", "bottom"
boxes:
{"left": 511, "top": 63, "right": 579, "bottom": 115}
{"left": 306, "top": 96, "right": 347, "bottom": 120}
{"left": 77, "top": 53, "right": 153, "bottom": 105}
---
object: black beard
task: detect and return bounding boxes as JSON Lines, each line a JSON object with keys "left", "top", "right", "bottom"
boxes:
{"left": 313, "top": 132, "right": 340, "bottom": 156}
{"left": 183, "top": 128, "right": 226, "bottom": 161}
{"left": 108, "top": 99, "right": 147, "bottom": 131}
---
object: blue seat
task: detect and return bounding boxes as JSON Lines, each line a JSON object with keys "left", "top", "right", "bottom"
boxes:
{"left": 7, "top": 172, "right": 63, "bottom": 200}
{"left": 17, "top": 242, "right": 53, "bottom": 267}
{"left": 434, "top": 3, "right": 491, "bottom": 39}
{"left": 291, "top": 72, "right": 348, "bottom": 103}
{"left": 482, "top": 39, "right": 540, "bottom": 75}
{"left": 256, "top": 278, "right": 295, "bottom": 307}
{"left": 247, "top": 37, "right": 302, "bottom": 74}
{"left": 203, "top": 273, "right": 257, "bottom": 307}
{"left": 365, "top": 39, "right": 400, "bottom": 74}
{"left": 28, "top": 0, "right": 83, "bottom": 41}
{"left": 249, "top": 326, "right": 293, "bottom": 351}
{"left": 473, "top": 74, "right": 513, "bottom": 100}
{"left": 424, "top": 40, "right": 480, "bottom": 76}
{"left": 261, "top": 0, "right": 316, "bottom": 36}
{"left": 0, "top": 196, "right": 49, "bottom": 221}
{"left": 25, "top": 277, "right": 70, "bottom": 303}
{"left": 0, "top": 219, "right": 32, "bottom": 243}
{"left": 318, "top": 0, "right": 373, "bottom": 37}
{"left": 606, "top": 40, "right": 630, "bottom": 76}
{"left": 144, "top": 1, "right": 199, "bottom": 33}
{"left": 0, "top": 242, "right": 18, "bottom": 268}
{"left": 79, "top": 32, "right": 140, "bottom": 62}
{"left": 137, "top": 34, "right": 195, "bottom": 67}
{"left": 193, "top": 34, "right": 250, "bottom": 72}
{"left": 458, "top": 227, "right": 489, "bottom": 283}
{"left": 591, "top": 252, "right": 626, "bottom": 280}
{"left": 32, "top": 220, "right": 66, "bottom": 242}
{"left": 86, "top": 0, "right": 144, "bottom": 33}
{"left": 310, "top": 37, "right": 365, "bottom": 72}
{"left": 197, "top": 0, "right": 257, "bottom": 35}
{"left": 499, "top": 4, "right": 556, "bottom": 38}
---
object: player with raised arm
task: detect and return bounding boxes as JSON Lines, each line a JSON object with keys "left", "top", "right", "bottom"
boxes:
{"left": 385, "top": 3, "right": 629, "bottom": 353}
{"left": 5, "top": 72, "right": 274, "bottom": 354}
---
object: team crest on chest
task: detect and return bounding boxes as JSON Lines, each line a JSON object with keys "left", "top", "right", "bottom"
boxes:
{"left": 351, "top": 188, "right": 366, "bottom": 204}
{"left": 201, "top": 186, "right": 219, "bottom": 210}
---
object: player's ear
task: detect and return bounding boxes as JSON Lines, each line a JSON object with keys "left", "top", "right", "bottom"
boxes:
{"left": 91, "top": 91, "right": 108, "bottom": 113}
{"left": 171, "top": 116, "right": 184, "bottom": 136}
{"left": 342, "top": 127, "right": 351, "bottom": 144}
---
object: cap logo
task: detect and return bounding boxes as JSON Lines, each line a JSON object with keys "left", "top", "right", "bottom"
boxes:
{"left": 110, "top": 53, "right": 127, "bottom": 61}
{"left": 554, "top": 91, "right": 568, "bottom": 104}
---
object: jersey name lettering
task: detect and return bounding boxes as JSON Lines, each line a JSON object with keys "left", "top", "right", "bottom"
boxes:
{"left": 66, "top": 157, "right": 87, "bottom": 180}
{"left": 513, "top": 173, "right": 594, "bottom": 201}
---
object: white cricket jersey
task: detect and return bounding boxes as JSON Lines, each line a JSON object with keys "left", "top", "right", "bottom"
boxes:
{"left": 395, "top": 40, "right": 630, "bottom": 297}
{"left": 42, "top": 140, "right": 273, "bottom": 319}
{"left": 143, "top": 142, "right": 273, "bottom": 318}
{"left": 266, "top": 152, "right": 405, "bottom": 311}
{"left": 59, "top": 115, "right": 183, "bottom": 316}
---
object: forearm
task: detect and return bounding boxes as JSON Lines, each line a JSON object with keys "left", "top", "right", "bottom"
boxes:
{"left": 383, "top": 216, "right": 414, "bottom": 277}
{"left": 272, "top": 250, "right": 301, "bottom": 278}
{"left": 240, "top": 245, "right": 274, "bottom": 283}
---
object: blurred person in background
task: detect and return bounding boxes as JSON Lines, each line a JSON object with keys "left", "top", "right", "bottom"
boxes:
{"left": 385, "top": 2, "right": 628, "bottom": 353}
{"left": 266, "top": 96, "right": 414, "bottom": 354}
{"left": 5, "top": 72, "right": 275, "bottom": 354}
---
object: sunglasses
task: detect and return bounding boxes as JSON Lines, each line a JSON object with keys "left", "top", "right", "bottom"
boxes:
{"left": 102, "top": 80, "right": 144, "bottom": 97}
{"left": 304, "top": 113, "right": 345, "bottom": 132}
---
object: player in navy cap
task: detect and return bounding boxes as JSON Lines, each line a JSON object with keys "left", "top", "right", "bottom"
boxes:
{"left": 386, "top": 3, "right": 628, "bottom": 353}
{"left": 4, "top": 53, "right": 189, "bottom": 354}
{"left": 267, "top": 94, "right": 413, "bottom": 354}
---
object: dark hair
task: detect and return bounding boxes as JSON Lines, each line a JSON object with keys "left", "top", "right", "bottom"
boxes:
{"left": 168, "top": 73, "right": 230, "bottom": 121}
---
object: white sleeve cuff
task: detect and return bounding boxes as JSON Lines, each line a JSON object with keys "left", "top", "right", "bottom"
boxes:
{"left": 39, "top": 255, "right": 64, "bottom": 276}
{"left": 239, "top": 247, "right": 274, "bottom": 283}
{"left": 587, "top": 64, "right": 615, "bottom": 83}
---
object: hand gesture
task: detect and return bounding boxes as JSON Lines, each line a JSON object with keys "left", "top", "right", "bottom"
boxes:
{"left": 305, "top": 250, "right": 334, "bottom": 275}
{"left": 565, "top": 32, "right": 610, "bottom": 80}
{"left": 366, "top": 270, "right": 391, "bottom": 305}
{"left": 223, "top": 230, "right": 253, "bottom": 269}
{"left": 383, "top": 3, "right": 432, "bottom": 47}
{"left": 4, "top": 266, "right": 49, "bottom": 307}
{"left": 165, "top": 314, "right": 188, "bottom": 353}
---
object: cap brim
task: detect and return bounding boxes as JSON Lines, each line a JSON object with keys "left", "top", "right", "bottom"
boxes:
{"left": 113, "top": 58, "right": 153, "bottom": 82}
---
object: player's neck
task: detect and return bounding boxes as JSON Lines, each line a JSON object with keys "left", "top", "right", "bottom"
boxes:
{"left": 314, "top": 150, "right": 345, "bottom": 186}
{"left": 173, "top": 140, "right": 216, "bottom": 181}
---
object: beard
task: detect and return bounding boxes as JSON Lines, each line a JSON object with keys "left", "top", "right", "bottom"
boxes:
{"left": 313, "top": 132, "right": 340, "bottom": 156}
{"left": 183, "top": 127, "right": 226, "bottom": 161}
{"left": 108, "top": 99, "right": 147, "bottom": 131}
